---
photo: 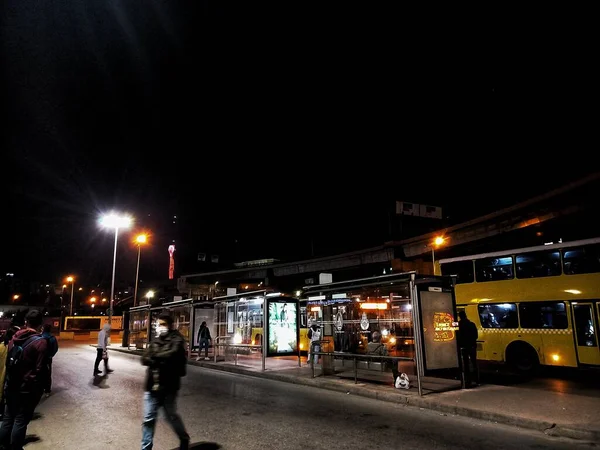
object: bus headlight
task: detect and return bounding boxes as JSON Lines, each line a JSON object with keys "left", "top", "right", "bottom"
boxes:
{"left": 551, "top": 353, "right": 560, "bottom": 362}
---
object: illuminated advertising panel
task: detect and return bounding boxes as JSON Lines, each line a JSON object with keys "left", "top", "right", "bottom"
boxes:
{"left": 267, "top": 300, "right": 299, "bottom": 356}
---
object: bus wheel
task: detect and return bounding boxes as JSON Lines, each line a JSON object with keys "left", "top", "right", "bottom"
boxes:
{"left": 506, "top": 342, "right": 539, "bottom": 374}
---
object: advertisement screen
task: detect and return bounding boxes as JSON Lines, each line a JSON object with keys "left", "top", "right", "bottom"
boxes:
{"left": 268, "top": 301, "right": 298, "bottom": 355}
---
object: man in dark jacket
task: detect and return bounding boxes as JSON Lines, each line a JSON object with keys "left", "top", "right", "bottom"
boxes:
{"left": 0, "top": 310, "right": 49, "bottom": 450}
{"left": 458, "top": 310, "right": 479, "bottom": 388}
{"left": 195, "top": 321, "right": 212, "bottom": 361}
{"left": 41, "top": 323, "right": 59, "bottom": 395}
{"left": 141, "top": 313, "right": 190, "bottom": 450}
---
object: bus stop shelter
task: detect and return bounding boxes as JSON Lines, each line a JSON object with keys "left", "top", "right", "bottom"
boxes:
{"left": 302, "top": 271, "right": 461, "bottom": 395}
{"left": 212, "top": 290, "right": 302, "bottom": 370}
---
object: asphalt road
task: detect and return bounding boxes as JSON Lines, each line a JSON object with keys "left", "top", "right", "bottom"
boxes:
{"left": 479, "top": 362, "right": 600, "bottom": 398}
{"left": 21, "top": 342, "right": 593, "bottom": 449}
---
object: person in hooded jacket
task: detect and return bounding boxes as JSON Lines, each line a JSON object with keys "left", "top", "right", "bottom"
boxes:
{"left": 0, "top": 310, "right": 48, "bottom": 450}
{"left": 141, "top": 313, "right": 189, "bottom": 450}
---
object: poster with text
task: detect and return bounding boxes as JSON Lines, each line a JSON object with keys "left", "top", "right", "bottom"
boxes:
{"left": 268, "top": 301, "right": 298, "bottom": 355}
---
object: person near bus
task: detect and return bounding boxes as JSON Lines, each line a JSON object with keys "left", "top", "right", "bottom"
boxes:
{"left": 196, "top": 321, "right": 212, "bottom": 361}
{"left": 307, "top": 323, "right": 321, "bottom": 365}
{"left": 458, "top": 310, "right": 479, "bottom": 388}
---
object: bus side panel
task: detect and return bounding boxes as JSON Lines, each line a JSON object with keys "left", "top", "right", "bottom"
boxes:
{"left": 540, "top": 304, "right": 578, "bottom": 367}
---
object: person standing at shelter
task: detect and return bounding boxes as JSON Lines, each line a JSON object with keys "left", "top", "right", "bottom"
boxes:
{"left": 367, "top": 331, "right": 401, "bottom": 388}
{"left": 458, "top": 310, "right": 479, "bottom": 388}
{"left": 94, "top": 324, "right": 114, "bottom": 376}
{"left": 195, "top": 321, "right": 212, "bottom": 361}
{"left": 141, "top": 313, "right": 190, "bottom": 450}
{"left": 307, "top": 323, "right": 321, "bottom": 365}
{"left": 0, "top": 310, "right": 49, "bottom": 450}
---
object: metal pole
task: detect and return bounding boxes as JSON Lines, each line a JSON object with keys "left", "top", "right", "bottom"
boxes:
{"left": 134, "top": 244, "right": 141, "bottom": 307}
{"left": 431, "top": 247, "right": 435, "bottom": 270}
{"left": 69, "top": 281, "right": 74, "bottom": 317}
{"left": 109, "top": 227, "right": 119, "bottom": 325}
{"left": 262, "top": 292, "right": 267, "bottom": 371}
{"left": 410, "top": 273, "right": 424, "bottom": 396}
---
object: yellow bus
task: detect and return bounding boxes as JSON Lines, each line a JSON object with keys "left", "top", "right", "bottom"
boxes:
{"left": 436, "top": 238, "right": 600, "bottom": 372}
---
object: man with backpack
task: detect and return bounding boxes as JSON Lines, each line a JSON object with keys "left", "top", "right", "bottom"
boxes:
{"left": 141, "top": 312, "right": 190, "bottom": 450}
{"left": 41, "top": 323, "right": 59, "bottom": 396}
{"left": 0, "top": 310, "right": 49, "bottom": 450}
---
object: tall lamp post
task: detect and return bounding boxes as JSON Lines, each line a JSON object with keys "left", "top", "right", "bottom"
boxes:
{"left": 431, "top": 236, "right": 446, "bottom": 271}
{"left": 100, "top": 213, "right": 133, "bottom": 325}
{"left": 66, "top": 276, "right": 75, "bottom": 317}
{"left": 133, "top": 234, "right": 148, "bottom": 307}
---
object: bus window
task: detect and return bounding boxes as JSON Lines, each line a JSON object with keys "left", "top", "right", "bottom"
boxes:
{"left": 516, "top": 251, "right": 561, "bottom": 278}
{"left": 563, "top": 244, "right": 600, "bottom": 275}
{"left": 519, "top": 302, "right": 567, "bottom": 329}
{"left": 478, "top": 304, "right": 518, "bottom": 328}
{"left": 475, "top": 256, "right": 514, "bottom": 282}
{"left": 440, "top": 261, "right": 474, "bottom": 284}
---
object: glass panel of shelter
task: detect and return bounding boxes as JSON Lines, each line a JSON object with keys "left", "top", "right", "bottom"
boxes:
{"left": 325, "top": 283, "right": 414, "bottom": 359}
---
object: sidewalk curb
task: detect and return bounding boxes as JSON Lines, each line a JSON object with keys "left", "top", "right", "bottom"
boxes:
{"left": 106, "top": 346, "right": 600, "bottom": 442}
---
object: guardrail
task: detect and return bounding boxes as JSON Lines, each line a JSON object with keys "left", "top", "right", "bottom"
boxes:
{"left": 214, "top": 342, "right": 262, "bottom": 365}
{"left": 310, "top": 350, "right": 421, "bottom": 396}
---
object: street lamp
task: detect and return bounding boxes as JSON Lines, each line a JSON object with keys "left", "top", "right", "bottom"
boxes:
{"left": 66, "top": 276, "right": 75, "bottom": 316}
{"left": 100, "top": 213, "right": 133, "bottom": 324}
{"left": 431, "top": 236, "right": 446, "bottom": 269}
{"left": 133, "top": 233, "right": 148, "bottom": 307}
{"left": 146, "top": 290, "right": 154, "bottom": 305}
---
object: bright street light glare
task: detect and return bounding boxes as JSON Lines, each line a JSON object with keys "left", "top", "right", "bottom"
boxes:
{"left": 136, "top": 234, "right": 148, "bottom": 244}
{"left": 434, "top": 236, "right": 445, "bottom": 246}
{"left": 66, "top": 276, "right": 74, "bottom": 283}
{"left": 99, "top": 213, "right": 133, "bottom": 229}
{"left": 146, "top": 290, "right": 155, "bottom": 298}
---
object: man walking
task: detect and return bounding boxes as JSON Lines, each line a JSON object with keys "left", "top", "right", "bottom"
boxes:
{"left": 0, "top": 310, "right": 49, "bottom": 450}
{"left": 141, "top": 313, "right": 190, "bottom": 450}
{"left": 94, "top": 324, "right": 113, "bottom": 376}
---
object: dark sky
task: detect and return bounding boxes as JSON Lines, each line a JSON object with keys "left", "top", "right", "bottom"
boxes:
{"left": 1, "top": 2, "right": 596, "bottom": 285}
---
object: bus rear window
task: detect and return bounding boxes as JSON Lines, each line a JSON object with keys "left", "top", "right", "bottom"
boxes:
{"left": 475, "top": 256, "right": 514, "bottom": 282}
{"left": 563, "top": 244, "right": 600, "bottom": 275}
{"left": 440, "top": 261, "right": 474, "bottom": 284}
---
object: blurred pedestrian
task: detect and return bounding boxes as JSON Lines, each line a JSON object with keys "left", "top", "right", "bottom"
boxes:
{"left": 0, "top": 310, "right": 49, "bottom": 450}
{"left": 94, "top": 324, "right": 113, "bottom": 376}
{"left": 141, "top": 313, "right": 189, "bottom": 450}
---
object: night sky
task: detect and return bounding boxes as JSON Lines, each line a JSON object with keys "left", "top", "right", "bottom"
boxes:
{"left": 1, "top": 2, "right": 596, "bottom": 286}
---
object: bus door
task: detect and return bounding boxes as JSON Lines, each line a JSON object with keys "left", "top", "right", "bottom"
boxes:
{"left": 572, "top": 303, "right": 600, "bottom": 365}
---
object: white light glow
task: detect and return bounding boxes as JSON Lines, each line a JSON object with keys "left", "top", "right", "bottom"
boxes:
{"left": 99, "top": 213, "right": 133, "bottom": 229}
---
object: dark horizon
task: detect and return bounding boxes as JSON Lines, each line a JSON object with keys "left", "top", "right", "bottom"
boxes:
{"left": 2, "top": 2, "right": 597, "bottom": 286}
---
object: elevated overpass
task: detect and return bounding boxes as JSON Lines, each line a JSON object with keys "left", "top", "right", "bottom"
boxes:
{"left": 178, "top": 172, "right": 600, "bottom": 297}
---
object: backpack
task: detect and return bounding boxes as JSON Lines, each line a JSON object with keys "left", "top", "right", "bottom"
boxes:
{"left": 5, "top": 335, "right": 43, "bottom": 389}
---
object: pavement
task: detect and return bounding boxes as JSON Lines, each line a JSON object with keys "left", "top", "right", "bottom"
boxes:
{"left": 104, "top": 344, "right": 600, "bottom": 443}
{"left": 24, "top": 342, "right": 596, "bottom": 449}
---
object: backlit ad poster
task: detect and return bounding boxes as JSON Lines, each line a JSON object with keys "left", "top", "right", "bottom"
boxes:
{"left": 267, "top": 301, "right": 298, "bottom": 355}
